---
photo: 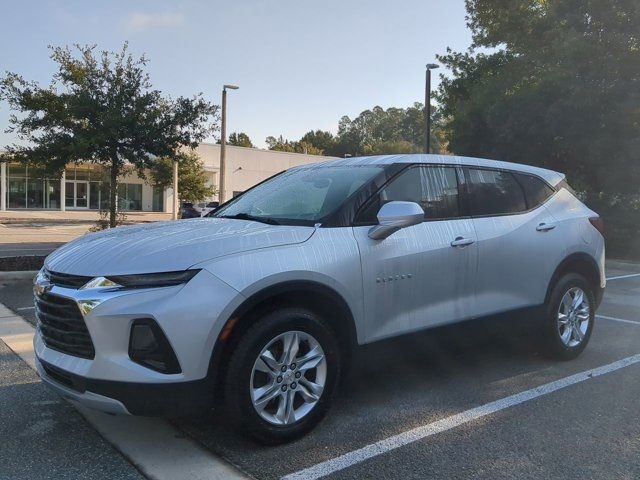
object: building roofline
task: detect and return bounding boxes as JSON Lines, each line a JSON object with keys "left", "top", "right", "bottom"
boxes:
{"left": 196, "top": 142, "right": 337, "bottom": 159}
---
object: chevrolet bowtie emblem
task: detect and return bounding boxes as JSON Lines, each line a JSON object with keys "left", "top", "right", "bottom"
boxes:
{"left": 34, "top": 271, "right": 53, "bottom": 296}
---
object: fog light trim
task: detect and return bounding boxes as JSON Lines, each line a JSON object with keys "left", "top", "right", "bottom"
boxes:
{"left": 128, "top": 319, "right": 181, "bottom": 374}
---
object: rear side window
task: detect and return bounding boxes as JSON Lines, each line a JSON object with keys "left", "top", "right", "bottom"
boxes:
{"left": 464, "top": 168, "right": 526, "bottom": 216}
{"left": 356, "top": 166, "right": 460, "bottom": 223}
{"left": 514, "top": 173, "right": 555, "bottom": 209}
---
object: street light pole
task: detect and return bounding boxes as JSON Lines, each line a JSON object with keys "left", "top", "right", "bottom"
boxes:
{"left": 219, "top": 84, "right": 239, "bottom": 204}
{"left": 424, "top": 63, "right": 439, "bottom": 154}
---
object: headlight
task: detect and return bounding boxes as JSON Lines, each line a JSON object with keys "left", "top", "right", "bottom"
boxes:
{"left": 80, "top": 270, "right": 200, "bottom": 290}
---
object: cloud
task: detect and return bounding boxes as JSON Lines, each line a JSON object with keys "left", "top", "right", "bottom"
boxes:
{"left": 125, "top": 11, "right": 185, "bottom": 30}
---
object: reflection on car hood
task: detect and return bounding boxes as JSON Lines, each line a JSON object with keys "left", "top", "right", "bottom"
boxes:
{"left": 44, "top": 218, "right": 316, "bottom": 276}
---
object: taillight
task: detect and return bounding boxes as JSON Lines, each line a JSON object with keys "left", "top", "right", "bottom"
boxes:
{"left": 589, "top": 216, "right": 604, "bottom": 235}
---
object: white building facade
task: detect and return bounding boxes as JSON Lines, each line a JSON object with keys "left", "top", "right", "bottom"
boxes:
{"left": 0, "top": 144, "right": 334, "bottom": 213}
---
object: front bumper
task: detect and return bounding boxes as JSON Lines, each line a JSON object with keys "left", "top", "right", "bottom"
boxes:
{"left": 33, "top": 268, "right": 244, "bottom": 415}
{"left": 36, "top": 354, "right": 215, "bottom": 416}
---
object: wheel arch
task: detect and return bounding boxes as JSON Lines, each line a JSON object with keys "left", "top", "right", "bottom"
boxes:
{"left": 207, "top": 280, "right": 358, "bottom": 397}
{"left": 545, "top": 252, "right": 603, "bottom": 306}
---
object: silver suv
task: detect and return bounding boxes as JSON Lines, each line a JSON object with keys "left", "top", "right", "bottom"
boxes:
{"left": 34, "top": 154, "right": 605, "bottom": 443}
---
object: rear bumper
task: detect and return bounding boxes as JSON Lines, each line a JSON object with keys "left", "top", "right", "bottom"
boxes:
{"left": 36, "top": 355, "right": 214, "bottom": 416}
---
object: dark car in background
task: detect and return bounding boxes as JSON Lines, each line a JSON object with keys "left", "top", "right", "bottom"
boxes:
{"left": 180, "top": 202, "right": 201, "bottom": 219}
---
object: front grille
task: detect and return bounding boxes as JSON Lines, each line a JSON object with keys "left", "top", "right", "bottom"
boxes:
{"left": 46, "top": 270, "right": 93, "bottom": 289}
{"left": 35, "top": 293, "right": 95, "bottom": 359}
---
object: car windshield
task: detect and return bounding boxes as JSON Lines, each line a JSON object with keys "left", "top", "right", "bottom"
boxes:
{"left": 211, "top": 165, "right": 382, "bottom": 225}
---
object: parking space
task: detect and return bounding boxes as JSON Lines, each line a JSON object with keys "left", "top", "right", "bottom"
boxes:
{"left": 1, "top": 261, "right": 639, "bottom": 479}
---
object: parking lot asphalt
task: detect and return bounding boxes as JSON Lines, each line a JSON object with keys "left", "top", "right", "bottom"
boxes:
{"left": 0, "top": 340, "right": 144, "bottom": 480}
{"left": 0, "top": 260, "right": 639, "bottom": 480}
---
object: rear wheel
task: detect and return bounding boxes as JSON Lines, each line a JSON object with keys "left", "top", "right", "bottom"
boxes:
{"left": 224, "top": 307, "right": 341, "bottom": 444}
{"left": 541, "top": 273, "right": 595, "bottom": 360}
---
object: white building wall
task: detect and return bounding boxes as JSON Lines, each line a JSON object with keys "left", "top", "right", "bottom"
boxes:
{"left": 164, "top": 144, "right": 335, "bottom": 212}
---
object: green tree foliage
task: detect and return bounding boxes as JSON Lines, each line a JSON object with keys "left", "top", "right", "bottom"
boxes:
{"left": 149, "top": 150, "right": 215, "bottom": 204}
{"left": 269, "top": 104, "right": 445, "bottom": 158}
{"left": 265, "top": 135, "right": 324, "bottom": 155}
{"left": 300, "top": 130, "right": 339, "bottom": 156}
{"left": 436, "top": 0, "right": 640, "bottom": 200}
{"left": 0, "top": 43, "right": 217, "bottom": 227}
{"left": 227, "top": 132, "right": 254, "bottom": 148}
{"left": 336, "top": 103, "right": 445, "bottom": 156}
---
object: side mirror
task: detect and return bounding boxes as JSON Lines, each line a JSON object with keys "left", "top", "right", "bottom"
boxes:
{"left": 368, "top": 201, "right": 424, "bottom": 240}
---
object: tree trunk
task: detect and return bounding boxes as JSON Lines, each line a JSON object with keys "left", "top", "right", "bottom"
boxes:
{"left": 109, "top": 162, "right": 119, "bottom": 228}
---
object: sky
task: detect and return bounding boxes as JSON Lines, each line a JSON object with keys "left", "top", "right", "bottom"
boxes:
{"left": 0, "top": 0, "right": 472, "bottom": 149}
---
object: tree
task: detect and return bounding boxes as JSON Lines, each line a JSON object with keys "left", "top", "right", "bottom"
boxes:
{"left": 362, "top": 140, "right": 423, "bottom": 156}
{"left": 266, "top": 103, "right": 445, "bottom": 158}
{"left": 335, "top": 103, "right": 445, "bottom": 156}
{"left": 265, "top": 135, "right": 324, "bottom": 155}
{"left": 300, "top": 130, "right": 339, "bottom": 156}
{"left": 0, "top": 43, "right": 218, "bottom": 227}
{"left": 436, "top": 0, "right": 640, "bottom": 199}
{"left": 149, "top": 150, "right": 215, "bottom": 204}
{"left": 227, "top": 132, "right": 254, "bottom": 148}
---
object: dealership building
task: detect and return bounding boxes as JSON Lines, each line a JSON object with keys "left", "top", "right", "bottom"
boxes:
{"left": 0, "top": 143, "right": 331, "bottom": 212}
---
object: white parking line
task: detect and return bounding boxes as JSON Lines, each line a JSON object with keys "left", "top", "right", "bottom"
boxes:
{"left": 597, "top": 314, "right": 640, "bottom": 326}
{"left": 606, "top": 273, "right": 640, "bottom": 281}
{"left": 0, "top": 302, "right": 248, "bottom": 480}
{"left": 282, "top": 354, "right": 640, "bottom": 480}
{"left": 16, "top": 306, "right": 35, "bottom": 311}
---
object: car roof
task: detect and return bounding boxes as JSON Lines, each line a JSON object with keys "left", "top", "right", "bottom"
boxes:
{"left": 295, "top": 154, "right": 564, "bottom": 186}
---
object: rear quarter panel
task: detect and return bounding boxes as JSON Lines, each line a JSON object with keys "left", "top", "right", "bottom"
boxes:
{"left": 543, "top": 189, "right": 606, "bottom": 288}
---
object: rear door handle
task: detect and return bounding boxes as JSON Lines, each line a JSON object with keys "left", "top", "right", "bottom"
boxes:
{"left": 450, "top": 236, "right": 475, "bottom": 247}
{"left": 536, "top": 222, "right": 556, "bottom": 232}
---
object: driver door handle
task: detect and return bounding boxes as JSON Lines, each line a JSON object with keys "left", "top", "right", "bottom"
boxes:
{"left": 450, "top": 236, "right": 475, "bottom": 247}
{"left": 536, "top": 222, "right": 556, "bottom": 232}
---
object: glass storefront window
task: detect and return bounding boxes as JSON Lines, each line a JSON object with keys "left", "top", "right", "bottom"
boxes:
{"left": 45, "top": 179, "right": 60, "bottom": 209}
{"left": 152, "top": 186, "right": 164, "bottom": 212}
{"left": 27, "top": 179, "right": 45, "bottom": 208}
{"left": 8, "top": 178, "right": 26, "bottom": 208}
{"left": 117, "top": 183, "right": 143, "bottom": 211}
{"left": 3, "top": 163, "right": 154, "bottom": 211}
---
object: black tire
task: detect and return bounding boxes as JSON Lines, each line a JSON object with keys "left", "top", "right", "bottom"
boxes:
{"left": 541, "top": 273, "right": 596, "bottom": 360}
{"left": 224, "top": 307, "right": 341, "bottom": 444}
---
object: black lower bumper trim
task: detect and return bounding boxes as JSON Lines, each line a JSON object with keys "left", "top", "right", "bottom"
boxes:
{"left": 39, "top": 358, "right": 214, "bottom": 416}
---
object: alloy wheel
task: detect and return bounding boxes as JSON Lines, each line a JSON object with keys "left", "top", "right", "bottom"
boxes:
{"left": 250, "top": 330, "right": 327, "bottom": 425}
{"left": 557, "top": 287, "right": 590, "bottom": 347}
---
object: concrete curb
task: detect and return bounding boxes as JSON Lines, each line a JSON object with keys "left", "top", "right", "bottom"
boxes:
{"left": 0, "top": 270, "right": 37, "bottom": 281}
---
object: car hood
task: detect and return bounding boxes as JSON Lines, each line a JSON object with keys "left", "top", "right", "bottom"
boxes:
{"left": 44, "top": 218, "right": 316, "bottom": 276}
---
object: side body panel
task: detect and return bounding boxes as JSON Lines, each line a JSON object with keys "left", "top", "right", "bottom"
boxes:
{"left": 471, "top": 205, "right": 558, "bottom": 316}
{"left": 200, "top": 227, "right": 366, "bottom": 342}
{"left": 353, "top": 219, "right": 478, "bottom": 342}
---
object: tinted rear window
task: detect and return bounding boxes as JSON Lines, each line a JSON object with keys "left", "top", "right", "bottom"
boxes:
{"left": 514, "top": 173, "right": 555, "bottom": 209}
{"left": 465, "top": 168, "right": 526, "bottom": 216}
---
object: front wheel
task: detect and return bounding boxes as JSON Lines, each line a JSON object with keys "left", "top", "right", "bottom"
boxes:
{"left": 541, "top": 273, "right": 595, "bottom": 360}
{"left": 224, "top": 307, "right": 341, "bottom": 444}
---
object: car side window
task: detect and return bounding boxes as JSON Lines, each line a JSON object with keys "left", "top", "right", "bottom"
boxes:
{"left": 356, "top": 166, "right": 460, "bottom": 224}
{"left": 514, "top": 173, "right": 555, "bottom": 209}
{"left": 465, "top": 168, "right": 526, "bottom": 216}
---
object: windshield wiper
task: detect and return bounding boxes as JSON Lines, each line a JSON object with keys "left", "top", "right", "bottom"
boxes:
{"left": 218, "top": 213, "right": 280, "bottom": 225}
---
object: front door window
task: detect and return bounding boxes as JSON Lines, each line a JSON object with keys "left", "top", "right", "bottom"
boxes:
{"left": 75, "top": 181, "right": 88, "bottom": 208}
{"left": 65, "top": 181, "right": 90, "bottom": 209}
